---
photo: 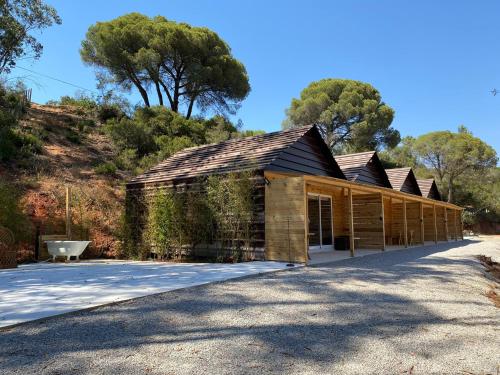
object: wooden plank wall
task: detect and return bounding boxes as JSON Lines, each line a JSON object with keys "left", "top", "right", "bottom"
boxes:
{"left": 446, "top": 208, "right": 458, "bottom": 240}
{"left": 352, "top": 193, "right": 384, "bottom": 249}
{"left": 383, "top": 197, "right": 393, "bottom": 244}
{"left": 406, "top": 202, "right": 423, "bottom": 244}
{"left": 265, "top": 176, "right": 307, "bottom": 263}
{"left": 391, "top": 203, "right": 404, "bottom": 245}
{"left": 436, "top": 206, "right": 447, "bottom": 241}
{"left": 423, "top": 206, "right": 435, "bottom": 242}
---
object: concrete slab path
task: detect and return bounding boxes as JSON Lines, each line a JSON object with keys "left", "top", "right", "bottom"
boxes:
{"left": 0, "top": 260, "right": 301, "bottom": 327}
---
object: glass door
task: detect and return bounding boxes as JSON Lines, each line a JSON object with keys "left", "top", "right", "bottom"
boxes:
{"left": 308, "top": 194, "right": 333, "bottom": 252}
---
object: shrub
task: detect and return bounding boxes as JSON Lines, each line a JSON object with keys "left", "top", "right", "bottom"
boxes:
{"left": 76, "top": 119, "right": 96, "bottom": 132}
{"left": 95, "top": 162, "right": 117, "bottom": 176}
{"left": 0, "top": 181, "right": 32, "bottom": 243}
{"left": 97, "top": 104, "right": 123, "bottom": 123}
{"left": 57, "top": 94, "right": 98, "bottom": 113}
{"left": 65, "top": 129, "right": 81, "bottom": 144}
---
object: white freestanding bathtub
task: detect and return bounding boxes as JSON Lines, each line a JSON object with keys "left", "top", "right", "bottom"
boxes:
{"left": 45, "top": 241, "right": 91, "bottom": 261}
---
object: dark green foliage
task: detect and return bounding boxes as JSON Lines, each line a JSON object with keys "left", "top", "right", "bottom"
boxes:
{"left": 127, "top": 172, "right": 256, "bottom": 262}
{"left": 0, "top": 83, "right": 38, "bottom": 161}
{"left": 97, "top": 104, "right": 123, "bottom": 123}
{"left": 80, "top": 13, "right": 250, "bottom": 118}
{"left": 283, "top": 78, "right": 399, "bottom": 153}
{"left": 105, "top": 106, "right": 256, "bottom": 173}
{"left": 94, "top": 162, "right": 117, "bottom": 176}
{"left": 0, "top": 0, "right": 61, "bottom": 75}
{"left": 0, "top": 181, "right": 32, "bottom": 242}
{"left": 65, "top": 129, "right": 81, "bottom": 144}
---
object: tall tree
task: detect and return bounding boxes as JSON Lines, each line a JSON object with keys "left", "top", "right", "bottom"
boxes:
{"left": 413, "top": 127, "right": 498, "bottom": 202}
{"left": 0, "top": 0, "right": 61, "bottom": 75}
{"left": 81, "top": 13, "right": 250, "bottom": 118}
{"left": 283, "top": 79, "right": 399, "bottom": 152}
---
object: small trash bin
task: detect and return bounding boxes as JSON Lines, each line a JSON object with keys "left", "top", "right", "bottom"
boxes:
{"left": 334, "top": 236, "right": 350, "bottom": 250}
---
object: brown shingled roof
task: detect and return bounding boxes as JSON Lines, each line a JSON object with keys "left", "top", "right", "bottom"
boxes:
{"left": 334, "top": 151, "right": 392, "bottom": 188}
{"left": 127, "top": 125, "right": 345, "bottom": 186}
{"left": 417, "top": 179, "right": 442, "bottom": 200}
{"left": 385, "top": 167, "right": 422, "bottom": 196}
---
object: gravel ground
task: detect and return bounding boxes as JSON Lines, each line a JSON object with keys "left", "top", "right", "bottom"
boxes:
{"left": 1, "top": 237, "right": 499, "bottom": 375}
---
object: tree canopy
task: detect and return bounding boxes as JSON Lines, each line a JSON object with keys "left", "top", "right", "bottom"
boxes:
{"left": 0, "top": 0, "right": 61, "bottom": 75}
{"left": 283, "top": 79, "right": 399, "bottom": 153}
{"left": 412, "top": 126, "right": 497, "bottom": 202}
{"left": 80, "top": 13, "right": 250, "bottom": 118}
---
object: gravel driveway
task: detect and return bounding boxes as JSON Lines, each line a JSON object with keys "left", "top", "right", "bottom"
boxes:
{"left": 1, "top": 237, "right": 499, "bottom": 375}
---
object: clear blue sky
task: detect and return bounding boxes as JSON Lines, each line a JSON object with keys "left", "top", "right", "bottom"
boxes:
{"left": 8, "top": 0, "right": 500, "bottom": 153}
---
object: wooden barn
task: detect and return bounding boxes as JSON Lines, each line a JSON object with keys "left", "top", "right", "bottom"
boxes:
{"left": 126, "top": 125, "right": 463, "bottom": 264}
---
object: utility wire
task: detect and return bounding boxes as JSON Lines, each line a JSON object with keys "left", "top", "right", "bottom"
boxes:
{"left": 16, "top": 66, "right": 96, "bottom": 93}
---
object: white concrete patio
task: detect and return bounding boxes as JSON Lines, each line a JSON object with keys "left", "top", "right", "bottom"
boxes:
{"left": 308, "top": 240, "right": 460, "bottom": 265}
{"left": 0, "top": 260, "right": 302, "bottom": 328}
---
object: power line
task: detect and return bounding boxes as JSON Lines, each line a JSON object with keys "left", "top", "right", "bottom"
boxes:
{"left": 16, "top": 66, "right": 96, "bottom": 93}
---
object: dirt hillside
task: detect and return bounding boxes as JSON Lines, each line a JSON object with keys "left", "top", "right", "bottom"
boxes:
{"left": 2, "top": 103, "right": 130, "bottom": 261}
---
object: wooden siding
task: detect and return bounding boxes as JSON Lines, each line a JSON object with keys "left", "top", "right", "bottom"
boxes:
{"left": 436, "top": 206, "right": 447, "bottom": 241}
{"left": 423, "top": 206, "right": 435, "bottom": 242}
{"left": 265, "top": 176, "right": 307, "bottom": 263}
{"left": 406, "top": 202, "right": 423, "bottom": 244}
{"left": 352, "top": 193, "right": 384, "bottom": 249}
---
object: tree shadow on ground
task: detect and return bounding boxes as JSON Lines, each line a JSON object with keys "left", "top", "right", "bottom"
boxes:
{"left": 0, "top": 239, "right": 496, "bottom": 374}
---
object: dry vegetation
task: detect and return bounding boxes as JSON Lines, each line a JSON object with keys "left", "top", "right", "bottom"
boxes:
{"left": 477, "top": 255, "right": 500, "bottom": 308}
{"left": 3, "top": 103, "right": 129, "bottom": 261}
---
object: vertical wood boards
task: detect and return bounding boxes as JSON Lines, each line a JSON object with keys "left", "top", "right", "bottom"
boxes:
{"left": 423, "top": 206, "right": 435, "bottom": 242}
{"left": 351, "top": 193, "right": 384, "bottom": 249}
{"left": 405, "top": 202, "right": 422, "bottom": 245}
{"left": 265, "top": 176, "right": 307, "bottom": 263}
{"left": 403, "top": 199, "right": 408, "bottom": 247}
{"left": 381, "top": 193, "right": 386, "bottom": 250}
{"left": 348, "top": 188, "right": 355, "bottom": 257}
{"left": 420, "top": 203, "right": 425, "bottom": 245}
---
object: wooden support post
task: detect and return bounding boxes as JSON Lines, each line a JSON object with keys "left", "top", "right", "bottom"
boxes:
{"left": 380, "top": 193, "right": 385, "bottom": 251}
{"left": 348, "top": 187, "right": 355, "bottom": 257}
{"left": 460, "top": 209, "right": 464, "bottom": 240}
{"left": 65, "top": 186, "right": 71, "bottom": 240}
{"left": 444, "top": 207, "right": 449, "bottom": 241}
{"left": 420, "top": 202, "right": 425, "bottom": 245}
{"left": 403, "top": 198, "right": 408, "bottom": 248}
{"left": 433, "top": 204, "right": 438, "bottom": 244}
{"left": 454, "top": 210, "right": 458, "bottom": 241}
{"left": 388, "top": 197, "right": 392, "bottom": 245}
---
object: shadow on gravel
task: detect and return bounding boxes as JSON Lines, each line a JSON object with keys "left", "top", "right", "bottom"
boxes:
{"left": 0, "top": 239, "right": 492, "bottom": 374}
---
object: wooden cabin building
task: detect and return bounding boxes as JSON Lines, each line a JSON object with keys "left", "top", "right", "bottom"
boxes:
{"left": 126, "top": 125, "right": 463, "bottom": 264}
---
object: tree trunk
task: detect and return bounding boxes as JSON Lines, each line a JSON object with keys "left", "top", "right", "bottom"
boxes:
{"left": 154, "top": 81, "right": 163, "bottom": 106}
{"left": 137, "top": 85, "right": 150, "bottom": 107}
{"left": 186, "top": 96, "right": 196, "bottom": 119}
{"left": 447, "top": 177, "right": 453, "bottom": 203}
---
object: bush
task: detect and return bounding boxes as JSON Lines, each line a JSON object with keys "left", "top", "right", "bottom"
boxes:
{"left": 95, "top": 162, "right": 117, "bottom": 176}
{"left": 0, "top": 181, "right": 32, "bottom": 243}
{"left": 126, "top": 172, "right": 256, "bottom": 261}
{"left": 65, "top": 129, "right": 81, "bottom": 144}
{"left": 57, "top": 94, "right": 98, "bottom": 113}
{"left": 98, "top": 104, "right": 123, "bottom": 123}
